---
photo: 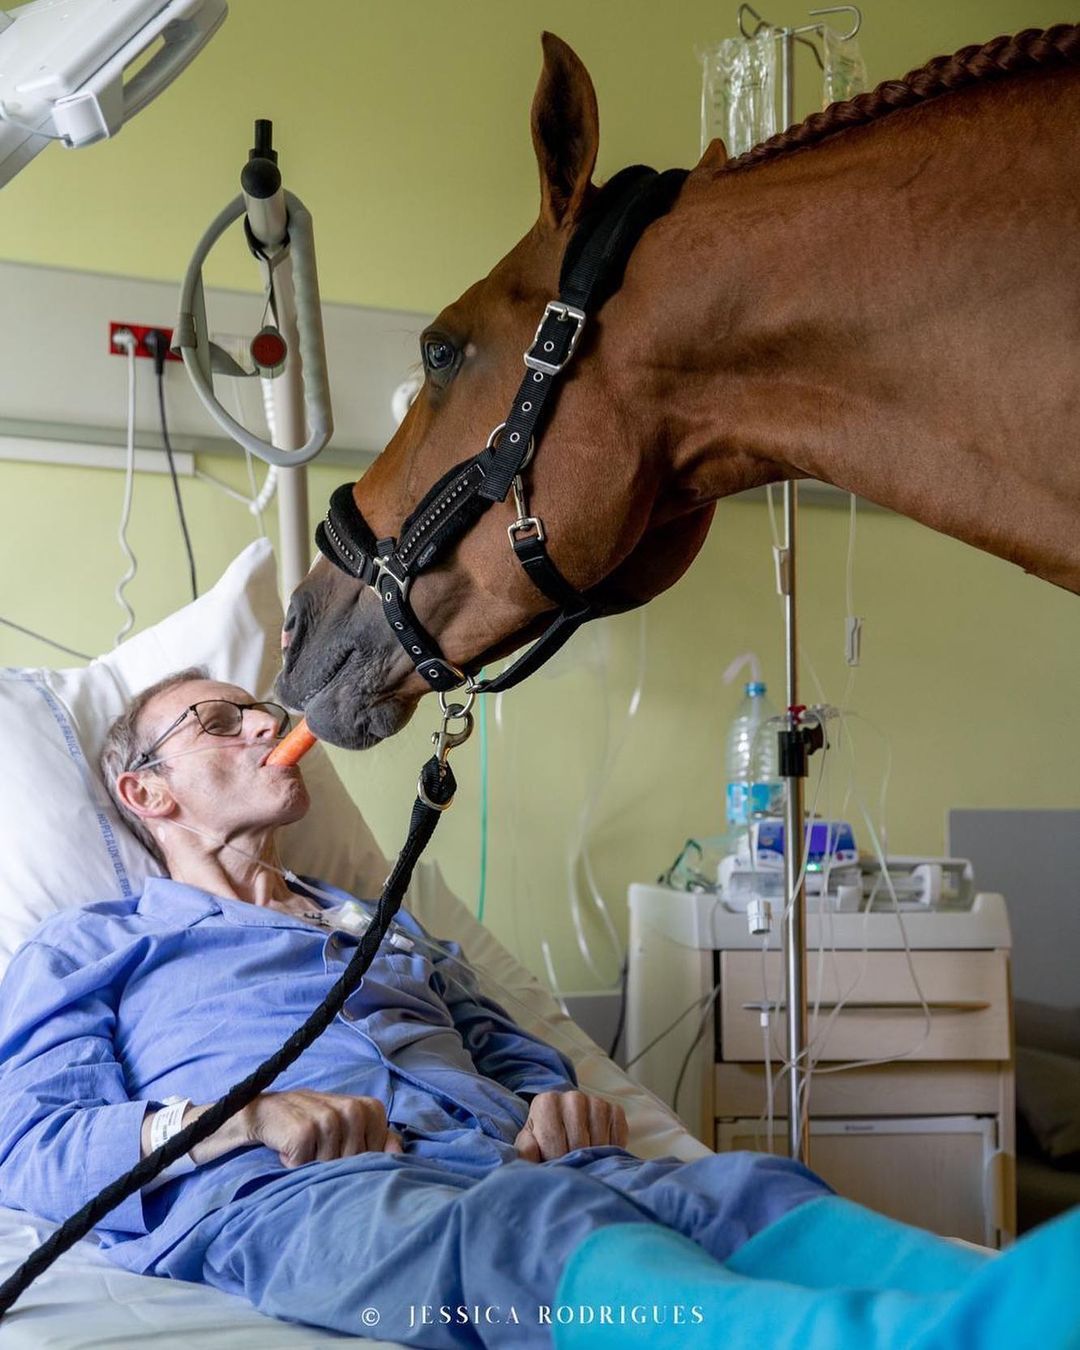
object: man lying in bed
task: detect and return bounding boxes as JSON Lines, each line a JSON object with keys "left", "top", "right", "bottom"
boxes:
{"left": 0, "top": 667, "right": 829, "bottom": 1347}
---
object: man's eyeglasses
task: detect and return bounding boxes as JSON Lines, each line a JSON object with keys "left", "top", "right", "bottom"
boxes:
{"left": 129, "top": 700, "right": 292, "bottom": 771}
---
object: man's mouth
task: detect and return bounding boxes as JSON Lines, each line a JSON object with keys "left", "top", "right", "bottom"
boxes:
{"left": 258, "top": 746, "right": 297, "bottom": 769}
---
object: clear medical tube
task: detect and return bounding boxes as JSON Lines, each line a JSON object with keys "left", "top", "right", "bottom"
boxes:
{"left": 563, "top": 614, "right": 645, "bottom": 986}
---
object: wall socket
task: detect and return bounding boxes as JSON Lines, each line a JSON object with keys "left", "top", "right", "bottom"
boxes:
{"left": 108, "top": 322, "right": 182, "bottom": 361}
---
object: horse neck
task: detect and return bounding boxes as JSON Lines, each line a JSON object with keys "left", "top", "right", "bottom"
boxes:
{"left": 616, "top": 66, "right": 1080, "bottom": 594}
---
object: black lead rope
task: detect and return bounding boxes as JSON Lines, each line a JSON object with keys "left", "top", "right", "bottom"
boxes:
{"left": 0, "top": 756, "right": 456, "bottom": 1321}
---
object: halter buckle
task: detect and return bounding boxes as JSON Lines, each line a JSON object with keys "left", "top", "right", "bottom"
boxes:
{"left": 373, "top": 554, "right": 411, "bottom": 602}
{"left": 524, "top": 301, "right": 586, "bottom": 375}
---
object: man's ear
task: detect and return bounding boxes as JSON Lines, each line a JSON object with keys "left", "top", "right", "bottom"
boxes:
{"left": 531, "top": 32, "right": 599, "bottom": 229}
{"left": 115, "top": 771, "right": 176, "bottom": 823}
{"left": 698, "top": 137, "right": 729, "bottom": 172}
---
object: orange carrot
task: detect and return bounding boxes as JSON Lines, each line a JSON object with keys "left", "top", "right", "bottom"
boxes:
{"left": 266, "top": 718, "right": 318, "bottom": 766}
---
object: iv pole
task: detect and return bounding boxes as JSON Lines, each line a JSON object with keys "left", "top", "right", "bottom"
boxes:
{"left": 735, "top": 3, "right": 862, "bottom": 1167}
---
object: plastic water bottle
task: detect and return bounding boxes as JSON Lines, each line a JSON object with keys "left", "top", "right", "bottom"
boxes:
{"left": 724, "top": 674, "right": 783, "bottom": 830}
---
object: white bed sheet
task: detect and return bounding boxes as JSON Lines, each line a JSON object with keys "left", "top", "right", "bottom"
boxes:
{"left": 0, "top": 863, "right": 711, "bottom": 1347}
{"left": 0, "top": 1204, "right": 374, "bottom": 1349}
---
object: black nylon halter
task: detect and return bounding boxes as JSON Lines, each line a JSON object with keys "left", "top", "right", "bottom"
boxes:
{"left": 315, "top": 164, "right": 688, "bottom": 696}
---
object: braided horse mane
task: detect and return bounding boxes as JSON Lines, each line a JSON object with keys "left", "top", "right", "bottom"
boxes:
{"left": 723, "top": 22, "right": 1080, "bottom": 173}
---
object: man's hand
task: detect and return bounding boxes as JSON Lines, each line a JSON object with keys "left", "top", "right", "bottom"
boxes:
{"left": 160, "top": 1090, "right": 404, "bottom": 1168}
{"left": 513, "top": 1090, "right": 629, "bottom": 1162}
{"left": 243, "top": 1089, "right": 404, "bottom": 1167}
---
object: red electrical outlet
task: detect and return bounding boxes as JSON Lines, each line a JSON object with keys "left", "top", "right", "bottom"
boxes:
{"left": 108, "top": 322, "right": 183, "bottom": 361}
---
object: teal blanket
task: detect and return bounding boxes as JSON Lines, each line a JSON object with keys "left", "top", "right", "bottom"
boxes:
{"left": 553, "top": 1196, "right": 1080, "bottom": 1348}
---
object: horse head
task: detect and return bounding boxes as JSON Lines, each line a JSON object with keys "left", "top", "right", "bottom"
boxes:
{"left": 278, "top": 34, "right": 726, "bottom": 748}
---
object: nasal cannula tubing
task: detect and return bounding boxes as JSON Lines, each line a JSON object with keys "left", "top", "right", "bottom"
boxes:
{"left": 134, "top": 740, "right": 596, "bottom": 1064}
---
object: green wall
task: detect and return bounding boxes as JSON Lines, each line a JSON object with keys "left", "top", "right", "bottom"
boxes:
{"left": 1, "top": 1, "right": 1075, "bottom": 992}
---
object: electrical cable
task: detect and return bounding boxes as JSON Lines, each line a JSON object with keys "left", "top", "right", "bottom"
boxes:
{"left": 113, "top": 334, "right": 139, "bottom": 646}
{"left": 607, "top": 954, "right": 628, "bottom": 1060}
{"left": 623, "top": 980, "right": 720, "bottom": 1072}
{"left": 672, "top": 981, "right": 724, "bottom": 1117}
{"left": 0, "top": 616, "right": 92, "bottom": 663}
{"left": 193, "top": 467, "right": 258, "bottom": 506}
{"left": 146, "top": 333, "right": 198, "bottom": 601}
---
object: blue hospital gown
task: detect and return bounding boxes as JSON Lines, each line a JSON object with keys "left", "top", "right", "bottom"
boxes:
{"left": 0, "top": 877, "right": 828, "bottom": 1347}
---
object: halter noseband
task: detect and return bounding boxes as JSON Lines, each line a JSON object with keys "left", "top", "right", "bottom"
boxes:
{"left": 314, "top": 164, "right": 688, "bottom": 697}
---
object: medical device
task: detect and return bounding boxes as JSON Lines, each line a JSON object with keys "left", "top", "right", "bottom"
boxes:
{"left": 717, "top": 818, "right": 859, "bottom": 906}
{"left": 0, "top": 0, "right": 226, "bottom": 188}
{"left": 173, "top": 117, "right": 334, "bottom": 592}
{"left": 718, "top": 848, "right": 976, "bottom": 913}
{"left": 739, "top": 817, "right": 858, "bottom": 872}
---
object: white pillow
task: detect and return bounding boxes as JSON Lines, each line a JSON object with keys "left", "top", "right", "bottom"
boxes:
{"left": 0, "top": 539, "right": 389, "bottom": 972}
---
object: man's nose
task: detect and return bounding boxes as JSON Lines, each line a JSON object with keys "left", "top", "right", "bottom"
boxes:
{"left": 250, "top": 711, "right": 280, "bottom": 739}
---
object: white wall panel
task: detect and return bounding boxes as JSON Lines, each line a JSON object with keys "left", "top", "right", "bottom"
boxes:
{"left": 0, "top": 259, "right": 428, "bottom": 465}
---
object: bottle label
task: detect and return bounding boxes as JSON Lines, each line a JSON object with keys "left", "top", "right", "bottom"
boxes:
{"left": 726, "top": 781, "right": 784, "bottom": 825}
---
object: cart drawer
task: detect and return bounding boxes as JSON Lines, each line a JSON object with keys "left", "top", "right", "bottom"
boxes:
{"left": 720, "top": 949, "right": 1010, "bottom": 1062}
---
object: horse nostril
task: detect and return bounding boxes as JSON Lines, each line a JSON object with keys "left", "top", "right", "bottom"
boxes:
{"left": 282, "top": 601, "right": 303, "bottom": 652}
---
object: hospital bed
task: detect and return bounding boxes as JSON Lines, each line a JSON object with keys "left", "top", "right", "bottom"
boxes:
{"left": 0, "top": 540, "right": 708, "bottom": 1347}
{"left": 5, "top": 527, "right": 1062, "bottom": 1350}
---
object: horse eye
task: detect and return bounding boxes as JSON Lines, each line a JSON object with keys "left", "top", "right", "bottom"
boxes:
{"left": 423, "top": 337, "right": 456, "bottom": 372}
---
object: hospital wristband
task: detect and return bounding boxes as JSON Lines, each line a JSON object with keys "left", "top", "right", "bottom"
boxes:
{"left": 143, "top": 1096, "right": 198, "bottom": 1193}
{"left": 149, "top": 1096, "right": 191, "bottom": 1152}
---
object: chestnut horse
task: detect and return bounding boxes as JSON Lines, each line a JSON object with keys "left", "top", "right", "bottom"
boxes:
{"left": 279, "top": 26, "right": 1080, "bottom": 750}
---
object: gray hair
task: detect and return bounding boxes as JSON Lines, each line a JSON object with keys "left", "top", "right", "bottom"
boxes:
{"left": 99, "top": 665, "right": 210, "bottom": 867}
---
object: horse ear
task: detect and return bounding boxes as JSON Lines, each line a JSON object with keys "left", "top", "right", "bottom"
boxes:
{"left": 698, "top": 137, "right": 729, "bottom": 172}
{"left": 531, "top": 32, "right": 599, "bottom": 229}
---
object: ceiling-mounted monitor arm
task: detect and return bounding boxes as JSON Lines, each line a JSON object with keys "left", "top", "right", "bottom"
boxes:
{"left": 0, "top": 0, "right": 227, "bottom": 188}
